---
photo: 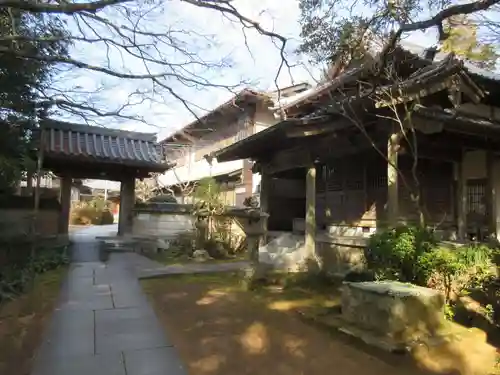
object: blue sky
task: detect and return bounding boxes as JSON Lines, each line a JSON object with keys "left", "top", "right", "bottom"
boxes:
{"left": 52, "top": 0, "right": 441, "bottom": 142}
{"left": 52, "top": 0, "right": 315, "bottom": 139}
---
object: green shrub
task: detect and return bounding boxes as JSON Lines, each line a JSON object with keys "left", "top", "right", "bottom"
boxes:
{"left": 100, "top": 209, "right": 114, "bottom": 225}
{"left": 70, "top": 199, "right": 114, "bottom": 225}
{"left": 166, "top": 231, "right": 196, "bottom": 256}
{"left": 0, "top": 245, "right": 68, "bottom": 303}
{"left": 70, "top": 206, "right": 100, "bottom": 225}
{"left": 204, "top": 237, "right": 229, "bottom": 259}
{"left": 366, "top": 225, "right": 437, "bottom": 284}
{"left": 423, "top": 244, "right": 495, "bottom": 301}
{"left": 367, "top": 226, "right": 496, "bottom": 302}
{"left": 198, "top": 226, "right": 247, "bottom": 260}
{"left": 0, "top": 195, "right": 61, "bottom": 210}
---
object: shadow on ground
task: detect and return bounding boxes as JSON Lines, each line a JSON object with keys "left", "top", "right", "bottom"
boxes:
{"left": 142, "top": 274, "right": 452, "bottom": 375}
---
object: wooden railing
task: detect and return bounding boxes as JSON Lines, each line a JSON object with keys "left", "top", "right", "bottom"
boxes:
{"left": 194, "top": 126, "right": 254, "bottom": 161}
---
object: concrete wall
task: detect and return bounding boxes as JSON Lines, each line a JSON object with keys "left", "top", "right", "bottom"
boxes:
{"left": 316, "top": 236, "right": 367, "bottom": 276}
{"left": 0, "top": 209, "right": 60, "bottom": 237}
{"left": 133, "top": 212, "right": 194, "bottom": 238}
{"left": 132, "top": 205, "right": 267, "bottom": 243}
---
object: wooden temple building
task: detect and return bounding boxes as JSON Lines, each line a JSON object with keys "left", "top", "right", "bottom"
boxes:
{"left": 37, "top": 120, "right": 170, "bottom": 235}
{"left": 214, "top": 46, "right": 500, "bottom": 252}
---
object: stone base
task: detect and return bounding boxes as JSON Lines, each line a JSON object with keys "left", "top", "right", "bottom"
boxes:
{"left": 341, "top": 281, "right": 445, "bottom": 346}
{"left": 297, "top": 312, "right": 407, "bottom": 352}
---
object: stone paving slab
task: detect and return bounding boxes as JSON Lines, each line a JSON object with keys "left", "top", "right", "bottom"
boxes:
{"left": 35, "top": 311, "right": 95, "bottom": 359}
{"left": 95, "top": 307, "right": 170, "bottom": 354}
{"left": 112, "top": 288, "right": 150, "bottom": 309}
{"left": 31, "top": 227, "right": 187, "bottom": 375}
{"left": 58, "top": 290, "right": 114, "bottom": 311}
{"left": 32, "top": 353, "right": 126, "bottom": 375}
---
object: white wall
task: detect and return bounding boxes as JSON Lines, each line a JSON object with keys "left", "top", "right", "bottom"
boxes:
{"left": 252, "top": 173, "right": 261, "bottom": 195}
{"left": 159, "top": 156, "right": 244, "bottom": 186}
{"left": 161, "top": 104, "right": 280, "bottom": 187}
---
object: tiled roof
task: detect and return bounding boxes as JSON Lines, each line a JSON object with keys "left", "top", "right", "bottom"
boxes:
{"left": 40, "top": 120, "right": 168, "bottom": 169}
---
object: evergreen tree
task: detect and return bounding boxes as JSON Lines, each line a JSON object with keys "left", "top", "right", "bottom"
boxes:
{"left": 298, "top": 0, "right": 499, "bottom": 69}
{"left": 0, "top": 10, "right": 68, "bottom": 192}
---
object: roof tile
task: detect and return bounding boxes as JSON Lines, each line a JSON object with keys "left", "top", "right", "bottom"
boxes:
{"left": 40, "top": 121, "right": 167, "bottom": 169}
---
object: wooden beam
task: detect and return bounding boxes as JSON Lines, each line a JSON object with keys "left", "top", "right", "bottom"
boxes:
{"left": 285, "top": 118, "right": 352, "bottom": 138}
{"left": 408, "top": 145, "right": 462, "bottom": 162}
{"left": 261, "top": 148, "right": 312, "bottom": 175}
{"left": 286, "top": 124, "right": 336, "bottom": 138}
{"left": 261, "top": 129, "right": 388, "bottom": 176}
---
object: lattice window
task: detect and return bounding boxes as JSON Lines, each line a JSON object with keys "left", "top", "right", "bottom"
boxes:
{"left": 467, "top": 180, "right": 486, "bottom": 216}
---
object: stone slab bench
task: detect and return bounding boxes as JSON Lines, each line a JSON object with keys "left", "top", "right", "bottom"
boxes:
{"left": 341, "top": 281, "right": 445, "bottom": 349}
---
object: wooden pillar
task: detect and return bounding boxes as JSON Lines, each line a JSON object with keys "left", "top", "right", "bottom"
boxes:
{"left": 25, "top": 171, "right": 33, "bottom": 196}
{"left": 258, "top": 172, "right": 271, "bottom": 248}
{"left": 387, "top": 132, "right": 400, "bottom": 227}
{"left": 118, "top": 175, "right": 136, "bottom": 236}
{"left": 305, "top": 165, "right": 316, "bottom": 258}
{"left": 58, "top": 176, "right": 72, "bottom": 235}
{"left": 259, "top": 173, "right": 271, "bottom": 214}
{"left": 456, "top": 151, "right": 467, "bottom": 240}
{"left": 486, "top": 151, "right": 497, "bottom": 239}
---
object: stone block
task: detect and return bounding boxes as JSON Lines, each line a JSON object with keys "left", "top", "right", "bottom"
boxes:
{"left": 258, "top": 232, "right": 307, "bottom": 272}
{"left": 137, "top": 213, "right": 151, "bottom": 221}
{"left": 316, "top": 240, "right": 366, "bottom": 276}
{"left": 341, "top": 281, "right": 445, "bottom": 344}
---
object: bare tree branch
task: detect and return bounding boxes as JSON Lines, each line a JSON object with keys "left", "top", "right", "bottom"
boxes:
{"left": 0, "top": 0, "right": 294, "bottom": 132}
{"left": 0, "top": 0, "right": 132, "bottom": 14}
{"left": 376, "top": 0, "right": 500, "bottom": 71}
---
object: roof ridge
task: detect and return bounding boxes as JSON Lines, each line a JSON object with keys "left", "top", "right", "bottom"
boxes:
{"left": 41, "top": 119, "right": 158, "bottom": 142}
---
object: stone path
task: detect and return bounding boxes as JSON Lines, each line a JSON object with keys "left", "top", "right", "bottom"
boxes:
{"left": 31, "top": 227, "right": 186, "bottom": 375}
